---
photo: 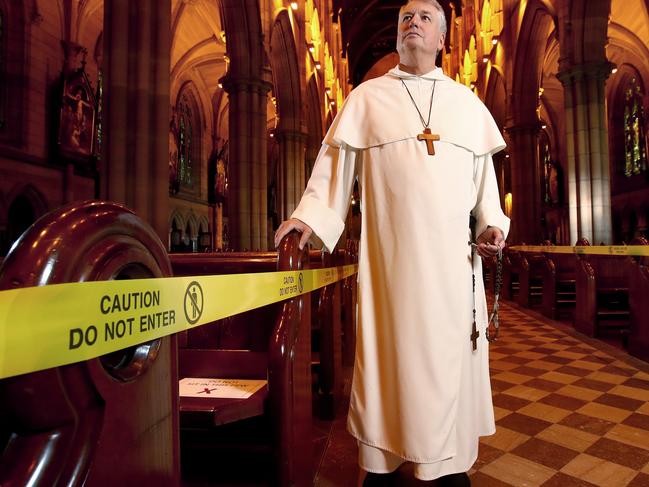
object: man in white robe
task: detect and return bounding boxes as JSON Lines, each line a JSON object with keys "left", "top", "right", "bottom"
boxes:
{"left": 275, "top": 1, "right": 509, "bottom": 485}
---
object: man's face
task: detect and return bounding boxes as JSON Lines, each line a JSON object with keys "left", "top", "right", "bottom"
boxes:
{"left": 396, "top": 1, "right": 446, "bottom": 60}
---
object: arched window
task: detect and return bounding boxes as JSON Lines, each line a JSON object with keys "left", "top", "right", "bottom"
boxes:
{"left": 175, "top": 87, "right": 201, "bottom": 191}
{"left": 623, "top": 77, "right": 647, "bottom": 177}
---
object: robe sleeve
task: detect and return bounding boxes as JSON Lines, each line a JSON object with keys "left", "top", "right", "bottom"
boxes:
{"left": 471, "top": 153, "right": 510, "bottom": 240}
{"left": 290, "top": 142, "right": 358, "bottom": 253}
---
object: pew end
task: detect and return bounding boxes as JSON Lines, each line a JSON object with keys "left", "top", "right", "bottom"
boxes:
{"left": 0, "top": 200, "right": 179, "bottom": 486}
{"left": 171, "top": 231, "right": 313, "bottom": 486}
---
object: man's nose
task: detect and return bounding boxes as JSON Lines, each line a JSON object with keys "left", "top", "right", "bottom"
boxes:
{"left": 408, "top": 15, "right": 419, "bottom": 28}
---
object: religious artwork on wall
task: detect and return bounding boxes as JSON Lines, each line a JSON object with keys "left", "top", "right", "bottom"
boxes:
{"left": 169, "top": 107, "right": 180, "bottom": 195}
{"left": 207, "top": 141, "right": 228, "bottom": 204}
{"left": 57, "top": 67, "right": 96, "bottom": 160}
{"left": 541, "top": 135, "right": 561, "bottom": 206}
{"left": 216, "top": 142, "right": 228, "bottom": 201}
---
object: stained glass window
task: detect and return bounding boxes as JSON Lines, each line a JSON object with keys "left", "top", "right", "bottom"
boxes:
{"left": 178, "top": 93, "right": 193, "bottom": 188}
{"left": 624, "top": 77, "right": 647, "bottom": 177}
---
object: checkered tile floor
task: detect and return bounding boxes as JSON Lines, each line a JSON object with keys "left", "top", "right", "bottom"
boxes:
{"left": 471, "top": 302, "right": 649, "bottom": 487}
{"left": 314, "top": 300, "right": 649, "bottom": 487}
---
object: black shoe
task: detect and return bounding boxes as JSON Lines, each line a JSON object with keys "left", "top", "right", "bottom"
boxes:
{"left": 363, "top": 471, "right": 398, "bottom": 487}
{"left": 437, "top": 472, "right": 470, "bottom": 487}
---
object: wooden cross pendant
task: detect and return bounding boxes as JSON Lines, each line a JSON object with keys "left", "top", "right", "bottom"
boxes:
{"left": 417, "top": 128, "right": 440, "bottom": 155}
{"left": 471, "top": 321, "right": 480, "bottom": 351}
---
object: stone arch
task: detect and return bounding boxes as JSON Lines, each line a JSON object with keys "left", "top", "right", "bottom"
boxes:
{"left": 7, "top": 184, "right": 48, "bottom": 218}
{"left": 219, "top": 0, "right": 264, "bottom": 80}
{"left": 198, "top": 215, "right": 209, "bottom": 234}
{"left": 186, "top": 212, "right": 199, "bottom": 240}
{"left": 511, "top": 1, "right": 556, "bottom": 124}
{"left": 169, "top": 210, "right": 185, "bottom": 231}
{"left": 484, "top": 65, "right": 506, "bottom": 129}
{"left": 567, "top": 0, "right": 611, "bottom": 66}
{"left": 168, "top": 210, "right": 185, "bottom": 252}
{"left": 4, "top": 185, "right": 48, "bottom": 254}
{"left": 269, "top": 9, "right": 302, "bottom": 132}
{"left": 305, "top": 74, "right": 323, "bottom": 175}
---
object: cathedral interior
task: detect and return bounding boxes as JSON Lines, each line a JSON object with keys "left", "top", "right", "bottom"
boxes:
{"left": 0, "top": 0, "right": 649, "bottom": 486}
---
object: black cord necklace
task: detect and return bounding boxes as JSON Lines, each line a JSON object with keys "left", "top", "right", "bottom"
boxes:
{"left": 400, "top": 78, "right": 437, "bottom": 129}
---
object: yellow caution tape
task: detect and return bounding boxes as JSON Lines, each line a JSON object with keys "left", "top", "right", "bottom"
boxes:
{"left": 0, "top": 264, "right": 358, "bottom": 380}
{"left": 509, "top": 245, "right": 649, "bottom": 256}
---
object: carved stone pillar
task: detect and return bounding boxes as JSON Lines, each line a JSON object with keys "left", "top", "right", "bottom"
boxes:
{"left": 558, "top": 62, "right": 613, "bottom": 244}
{"left": 276, "top": 129, "right": 307, "bottom": 222}
{"left": 101, "top": 0, "right": 171, "bottom": 242}
{"left": 506, "top": 123, "right": 543, "bottom": 244}
{"left": 222, "top": 76, "right": 272, "bottom": 251}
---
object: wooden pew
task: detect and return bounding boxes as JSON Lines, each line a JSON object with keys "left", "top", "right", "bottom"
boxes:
{"left": 516, "top": 250, "right": 545, "bottom": 309}
{"left": 501, "top": 249, "right": 521, "bottom": 301}
{"left": 310, "top": 249, "right": 344, "bottom": 420}
{"left": 0, "top": 200, "right": 179, "bottom": 486}
{"left": 540, "top": 238, "right": 589, "bottom": 320}
{"left": 170, "top": 234, "right": 312, "bottom": 487}
{"left": 574, "top": 244, "right": 631, "bottom": 341}
{"left": 627, "top": 237, "right": 649, "bottom": 361}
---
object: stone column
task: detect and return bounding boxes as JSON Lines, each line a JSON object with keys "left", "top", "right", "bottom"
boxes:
{"left": 222, "top": 76, "right": 272, "bottom": 251}
{"left": 558, "top": 62, "right": 613, "bottom": 244}
{"left": 101, "top": 0, "right": 170, "bottom": 242}
{"left": 276, "top": 129, "right": 307, "bottom": 222}
{"left": 506, "top": 123, "right": 543, "bottom": 244}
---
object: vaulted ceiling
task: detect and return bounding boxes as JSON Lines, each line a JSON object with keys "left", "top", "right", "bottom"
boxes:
{"left": 333, "top": 0, "right": 462, "bottom": 85}
{"left": 170, "top": 0, "right": 226, "bottom": 99}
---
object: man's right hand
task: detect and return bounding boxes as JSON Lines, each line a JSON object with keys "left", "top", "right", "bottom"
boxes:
{"left": 274, "top": 218, "right": 313, "bottom": 250}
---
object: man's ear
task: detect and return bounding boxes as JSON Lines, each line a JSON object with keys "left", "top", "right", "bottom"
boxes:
{"left": 437, "top": 32, "right": 446, "bottom": 53}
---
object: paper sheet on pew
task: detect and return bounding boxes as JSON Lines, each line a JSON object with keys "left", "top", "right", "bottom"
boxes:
{"left": 179, "top": 378, "right": 267, "bottom": 399}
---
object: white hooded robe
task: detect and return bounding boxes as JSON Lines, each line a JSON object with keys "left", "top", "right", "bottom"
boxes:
{"left": 291, "top": 66, "right": 510, "bottom": 480}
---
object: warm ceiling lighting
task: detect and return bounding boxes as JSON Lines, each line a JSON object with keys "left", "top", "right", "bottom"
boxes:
{"left": 541, "top": 123, "right": 547, "bottom": 129}
{"left": 218, "top": 82, "right": 223, "bottom": 89}
{"left": 470, "top": 83, "right": 475, "bottom": 89}
{"left": 612, "top": 67, "right": 618, "bottom": 74}
{"left": 492, "top": 37, "right": 498, "bottom": 45}
{"left": 482, "top": 57, "right": 489, "bottom": 63}
{"left": 290, "top": 2, "right": 298, "bottom": 10}
{"left": 315, "top": 62, "right": 321, "bottom": 70}
{"left": 308, "top": 44, "right": 315, "bottom": 53}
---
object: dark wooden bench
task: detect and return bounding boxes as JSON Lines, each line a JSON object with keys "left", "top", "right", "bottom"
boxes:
{"left": 309, "top": 249, "right": 344, "bottom": 420}
{"left": 540, "top": 238, "right": 589, "bottom": 320}
{"left": 501, "top": 249, "right": 521, "bottom": 300}
{"left": 627, "top": 237, "right": 649, "bottom": 361}
{"left": 0, "top": 200, "right": 179, "bottom": 486}
{"left": 517, "top": 250, "right": 545, "bottom": 308}
{"left": 170, "top": 234, "right": 312, "bottom": 486}
{"left": 574, "top": 250, "right": 631, "bottom": 341}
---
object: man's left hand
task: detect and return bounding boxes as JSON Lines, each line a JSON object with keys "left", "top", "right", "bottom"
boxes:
{"left": 476, "top": 226, "right": 506, "bottom": 258}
